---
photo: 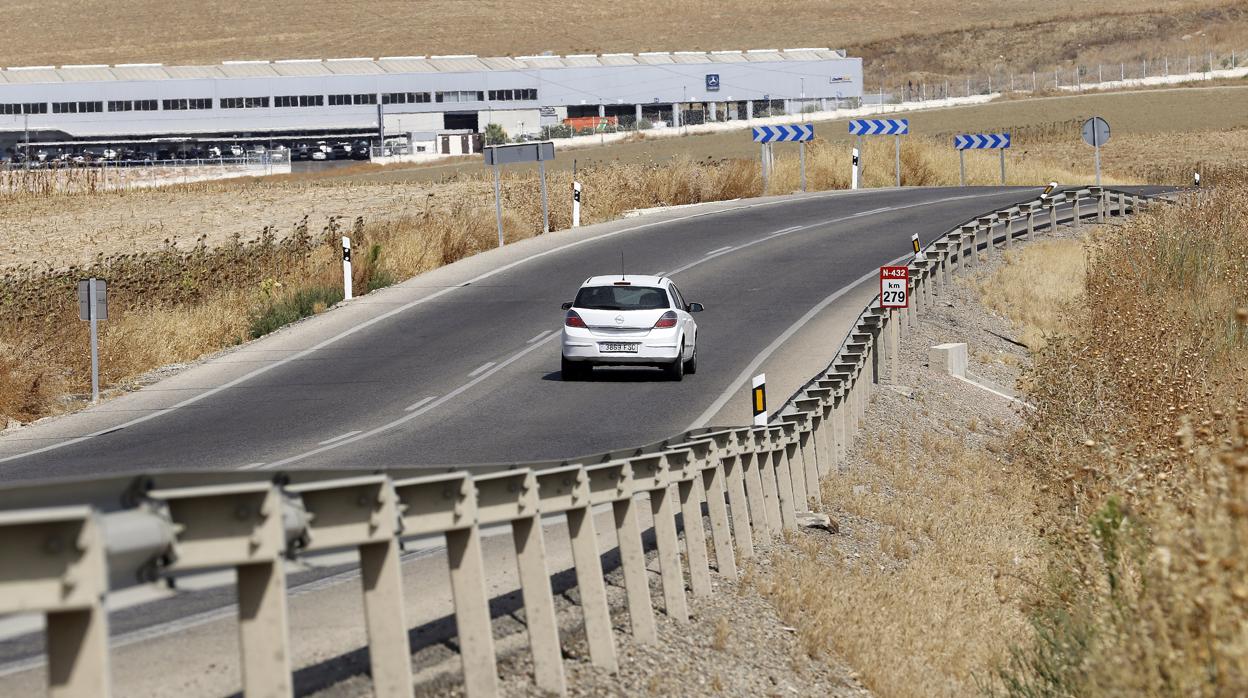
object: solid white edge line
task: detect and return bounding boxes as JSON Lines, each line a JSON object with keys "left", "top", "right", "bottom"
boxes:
{"left": 468, "top": 362, "right": 496, "bottom": 378}
{"left": 705, "top": 245, "right": 734, "bottom": 255}
{"left": 404, "top": 396, "right": 437, "bottom": 412}
{"left": 317, "top": 430, "right": 361, "bottom": 446}
{"left": 235, "top": 462, "right": 267, "bottom": 471}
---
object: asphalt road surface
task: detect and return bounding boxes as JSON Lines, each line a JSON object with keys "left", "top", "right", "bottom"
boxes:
{"left": 0, "top": 186, "right": 1156, "bottom": 480}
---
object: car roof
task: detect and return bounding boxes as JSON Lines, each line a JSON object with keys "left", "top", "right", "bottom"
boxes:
{"left": 581, "top": 274, "right": 667, "bottom": 288}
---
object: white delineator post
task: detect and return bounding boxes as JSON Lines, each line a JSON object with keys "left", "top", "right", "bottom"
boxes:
{"left": 751, "top": 374, "right": 767, "bottom": 427}
{"left": 88, "top": 279, "right": 100, "bottom": 403}
{"left": 572, "top": 181, "right": 582, "bottom": 228}
{"left": 851, "top": 147, "right": 860, "bottom": 190}
{"left": 342, "top": 236, "right": 353, "bottom": 301}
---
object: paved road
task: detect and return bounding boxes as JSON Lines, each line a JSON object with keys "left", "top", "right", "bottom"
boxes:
{"left": 0, "top": 186, "right": 1144, "bottom": 480}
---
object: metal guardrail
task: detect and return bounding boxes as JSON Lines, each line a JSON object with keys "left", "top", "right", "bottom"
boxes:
{"left": 0, "top": 186, "right": 1156, "bottom": 698}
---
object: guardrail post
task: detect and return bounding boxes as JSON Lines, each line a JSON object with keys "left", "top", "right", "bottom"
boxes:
{"left": 632, "top": 456, "right": 689, "bottom": 622}
{"left": 977, "top": 216, "right": 996, "bottom": 260}
{"left": 781, "top": 413, "right": 820, "bottom": 508}
{"left": 1048, "top": 201, "right": 1058, "bottom": 233}
{"left": 720, "top": 442, "right": 755, "bottom": 560}
{"left": 769, "top": 429, "right": 799, "bottom": 529}
{"left": 1026, "top": 205, "right": 1036, "bottom": 240}
{"left": 778, "top": 422, "right": 809, "bottom": 511}
{"left": 0, "top": 507, "right": 112, "bottom": 698}
{"left": 148, "top": 482, "right": 294, "bottom": 698}
{"left": 289, "top": 476, "right": 411, "bottom": 698}
{"left": 960, "top": 223, "right": 978, "bottom": 269}
{"left": 587, "top": 463, "right": 657, "bottom": 643}
{"left": 473, "top": 470, "right": 565, "bottom": 694}
{"left": 536, "top": 465, "right": 616, "bottom": 671}
{"left": 998, "top": 209, "right": 1015, "bottom": 249}
{"left": 738, "top": 450, "right": 773, "bottom": 546}
{"left": 697, "top": 443, "right": 738, "bottom": 579}
{"left": 1070, "top": 193, "right": 1082, "bottom": 229}
{"left": 394, "top": 473, "right": 497, "bottom": 698}
{"left": 751, "top": 433, "right": 784, "bottom": 536}
{"left": 666, "top": 449, "right": 713, "bottom": 598}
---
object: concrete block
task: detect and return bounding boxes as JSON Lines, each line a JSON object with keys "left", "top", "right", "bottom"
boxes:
{"left": 929, "top": 343, "right": 967, "bottom": 378}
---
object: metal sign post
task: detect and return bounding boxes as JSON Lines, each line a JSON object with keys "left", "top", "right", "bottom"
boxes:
{"left": 849, "top": 119, "right": 909, "bottom": 188}
{"left": 953, "top": 133, "right": 1012, "bottom": 186}
{"left": 1081, "top": 117, "right": 1111, "bottom": 186}
{"left": 753, "top": 124, "right": 815, "bottom": 194}
{"left": 77, "top": 278, "right": 108, "bottom": 403}
{"left": 483, "top": 142, "right": 556, "bottom": 246}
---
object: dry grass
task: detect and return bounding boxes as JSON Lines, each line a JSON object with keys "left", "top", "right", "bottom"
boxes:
{"left": 756, "top": 434, "right": 1043, "bottom": 697}
{"left": 978, "top": 239, "right": 1088, "bottom": 349}
{"left": 2, "top": 0, "right": 1239, "bottom": 85}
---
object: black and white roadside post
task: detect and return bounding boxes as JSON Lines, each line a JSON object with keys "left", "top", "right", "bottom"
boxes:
{"left": 342, "top": 236, "right": 353, "bottom": 301}
{"left": 1194, "top": 171, "right": 1201, "bottom": 188}
{"left": 77, "top": 278, "right": 107, "bottom": 403}
{"left": 849, "top": 119, "right": 909, "bottom": 188}
{"left": 751, "top": 374, "right": 768, "bottom": 427}
{"left": 484, "top": 141, "right": 557, "bottom": 247}
{"left": 851, "top": 147, "right": 860, "bottom": 190}
{"left": 572, "top": 182, "right": 582, "bottom": 228}
{"left": 1081, "top": 117, "right": 1110, "bottom": 187}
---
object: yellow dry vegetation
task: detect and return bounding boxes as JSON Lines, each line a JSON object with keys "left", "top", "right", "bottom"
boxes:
{"left": 978, "top": 238, "right": 1088, "bottom": 349}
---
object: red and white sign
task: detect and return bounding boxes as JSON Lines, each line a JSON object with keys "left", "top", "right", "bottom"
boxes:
{"left": 879, "top": 266, "right": 909, "bottom": 309}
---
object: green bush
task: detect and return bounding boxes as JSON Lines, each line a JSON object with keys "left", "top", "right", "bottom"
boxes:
{"left": 248, "top": 285, "right": 344, "bottom": 339}
{"left": 483, "top": 123, "right": 508, "bottom": 145}
{"left": 637, "top": 119, "right": 654, "bottom": 131}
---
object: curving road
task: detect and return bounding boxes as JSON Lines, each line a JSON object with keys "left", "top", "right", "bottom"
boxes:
{"left": 0, "top": 186, "right": 1134, "bottom": 479}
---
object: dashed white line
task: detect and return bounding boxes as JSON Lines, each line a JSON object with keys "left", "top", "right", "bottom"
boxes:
{"left": 404, "top": 396, "right": 437, "bottom": 412}
{"left": 468, "top": 362, "right": 496, "bottom": 377}
{"left": 705, "top": 245, "right": 734, "bottom": 256}
{"left": 526, "top": 330, "right": 553, "bottom": 344}
{"left": 317, "top": 430, "right": 361, "bottom": 446}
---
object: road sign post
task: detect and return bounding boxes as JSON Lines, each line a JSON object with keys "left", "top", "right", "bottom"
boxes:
{"left": 849, "top": 119, "right": 909, "bottom": 188}
{"left": 483, "top": 142, "right": 557, "bottom": 246}
{"left": 953, "top": 133, "right": 1012, "bottom": 186}
{"left": 880, "top": 266, "right": 908, "bottom": 380}
{"left": 752, "top": 125, "right": 815, "bottom": 194}
{"left": 1081, "top": 117, "right": 1110, "bottom": 186}
{"left": 77, "top": 278, "right": 108, "bottom": 403}
{"left": 751, "top": 374, "right": 768, "bottom": 427}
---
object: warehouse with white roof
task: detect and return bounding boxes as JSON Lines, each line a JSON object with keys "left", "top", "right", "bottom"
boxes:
{"left": 0, "top": 48, "right": 861, "bottom": 159}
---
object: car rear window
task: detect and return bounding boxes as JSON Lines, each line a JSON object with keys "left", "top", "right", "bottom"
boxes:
{"left": 574, "top": 285, "right": 670, "bottom": 310}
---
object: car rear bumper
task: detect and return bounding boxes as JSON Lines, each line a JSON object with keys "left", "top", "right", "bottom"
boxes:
{"left": 561, "top": 327, "right": 681, "bottom": 364}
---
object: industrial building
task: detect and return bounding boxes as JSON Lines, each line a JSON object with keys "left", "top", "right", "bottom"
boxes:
{"left": 0, "top": 49, "right": 861, "bottom": 161}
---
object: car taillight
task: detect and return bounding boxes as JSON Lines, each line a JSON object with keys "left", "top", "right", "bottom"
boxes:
{"left": 653, "top": 311, "right": 678, "bottom": 329}
{"left": 565, "top": 310, "right": 587, "bottom": 328}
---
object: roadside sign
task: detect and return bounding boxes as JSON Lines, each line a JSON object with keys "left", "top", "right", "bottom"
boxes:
{"left": 849, "top": 119, "right": 909, "bottom": 136}
{"left": 954, "top": 133, "right": 1012, "bottom": 186}
{"left": 1081, "top": 117, "right": 1110, "bottom": 147}
{"left": 77, "top": 278, "right": 107, "bottom": 321}
{"left": 879, "top": 266, "right": 909, "bottom": 309}
{"left": 484, "top": 141, "right": 557, "bottom": 244}
{"left": 1081, "top": 117, "right": 1110, "bottom": 186}
{"left": 705, "top": 73, "right": 720, "bottom": 91}
{"left": 752, "top": 124, "right": 814, "bottom": 143}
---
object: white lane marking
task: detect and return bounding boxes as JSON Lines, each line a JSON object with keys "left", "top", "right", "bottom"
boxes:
{"left": 686, "top": 255, "right": 908, "bottom": 431}
{"left": 260, "top": 334, "right": 560, "bottom": 469}
{"left": 767, "top": 225, "right": 802, "bottom": 237}
{"left": 652, "top": 270, "right": 668, "bottom": 277}
{"left": 317, "top": 430, "right": 361, "bottom": 446}
{"left": 404, "top": 396, "right": 437, "bottom": 412}
{"left": 705, "top": 245, "right": 734, "bottom": 256}
{"left": 468, "top": 362, "right": 496, "bottom": 377}
{"left": 236, "top": 462, "right": 267, "bottom": 471}
{"left": 526, "top": 330, "right": 553, "bottom": 344}
{"left": 2, "top": 192, "right": 860, "bottom": 466}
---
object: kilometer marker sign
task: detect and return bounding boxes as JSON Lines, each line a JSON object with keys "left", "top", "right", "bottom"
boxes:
{"left": 880, "top": 266, "right": 909, "bottom": 309}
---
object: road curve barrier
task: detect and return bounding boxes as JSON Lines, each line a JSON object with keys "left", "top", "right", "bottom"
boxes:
{"left": 0, "top": 186, "right": 1162, "bottom": 698}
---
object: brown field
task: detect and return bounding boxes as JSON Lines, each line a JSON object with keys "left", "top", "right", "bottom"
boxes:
{"left": 2, "top": 0, "right": 1243, "bottom": 82}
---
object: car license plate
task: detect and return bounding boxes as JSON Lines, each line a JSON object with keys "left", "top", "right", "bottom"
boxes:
{"left": 600, "top": 342, "right": 639, "bottom": 353}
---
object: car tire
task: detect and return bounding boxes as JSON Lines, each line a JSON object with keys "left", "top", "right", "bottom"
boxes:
{"left": 561, "top": 356, "right": 589, "bottom": 381}
{"left": 665, "top": 353, "right": 685, "bottom": 382}
{"left": 684, "top": 344, "right": 698, "bottom": 375}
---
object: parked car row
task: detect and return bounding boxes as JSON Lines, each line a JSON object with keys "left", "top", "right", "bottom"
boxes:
{"left": 290, "top": 140, "right": 372, "bottom": 162}
{"left": 1, "top": 139, "right": 378, "bottom": 167}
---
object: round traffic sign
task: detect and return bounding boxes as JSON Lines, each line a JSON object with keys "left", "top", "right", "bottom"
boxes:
{"left": 1082, "top": 117, "right": 1111, "bottom": 147}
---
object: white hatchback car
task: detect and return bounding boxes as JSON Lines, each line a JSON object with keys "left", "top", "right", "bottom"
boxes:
{"left": 560, "top": 275, "right": 703, "bottom": 381}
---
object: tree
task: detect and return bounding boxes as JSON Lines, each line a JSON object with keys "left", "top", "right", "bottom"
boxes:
{"left": 484, "top": 123, "right": 508, "bottom": 145}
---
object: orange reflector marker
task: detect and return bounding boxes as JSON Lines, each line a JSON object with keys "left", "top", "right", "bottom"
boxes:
{"left": 751, "top": 373, "right": 767, "bottom": 427}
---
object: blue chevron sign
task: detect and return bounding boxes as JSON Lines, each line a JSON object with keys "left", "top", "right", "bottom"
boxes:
{"left": 752, "top": 124, "right": 815, "bottom": 143}
{"left": 954, "top": 133, "right": 1012, "bottom": 150}
{"left": 848, "top": 118, "right": 909, "bottom": 136}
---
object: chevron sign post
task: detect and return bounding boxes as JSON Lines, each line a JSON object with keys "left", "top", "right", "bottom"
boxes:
{"left": 848, "top": 119, "right": 910, "bottom": 188}
{"left": 752, "top": 124, "right": 815, "bottom": 194}
{"left": 953, "top": 132, "right": 1012, "bottom": 186}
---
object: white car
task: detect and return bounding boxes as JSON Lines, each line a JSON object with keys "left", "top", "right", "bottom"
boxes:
{"left": 560, "top": 275, "right": 703, "bottom": 381}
